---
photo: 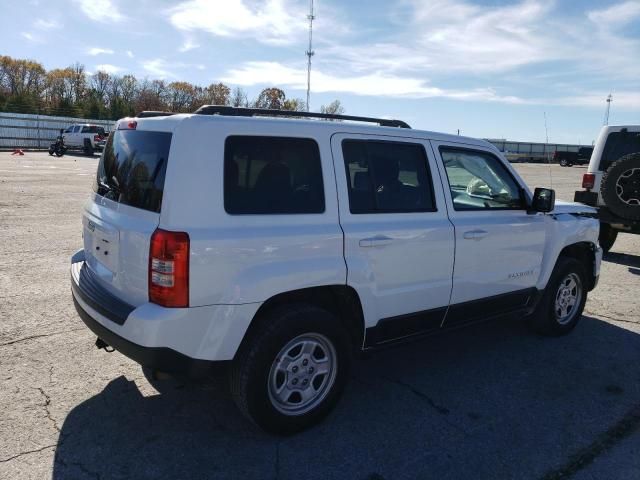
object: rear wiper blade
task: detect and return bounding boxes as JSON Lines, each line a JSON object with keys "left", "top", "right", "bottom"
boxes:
{"left": 98, "top": 178, "right": 120, "bottom": 195}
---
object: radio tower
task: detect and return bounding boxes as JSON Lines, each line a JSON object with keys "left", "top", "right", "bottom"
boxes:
{"left": 305, "top": 0, "right": 315, "bottom": 112}
{"left": 603, "top": 93, "right": 613, "bottom": 125}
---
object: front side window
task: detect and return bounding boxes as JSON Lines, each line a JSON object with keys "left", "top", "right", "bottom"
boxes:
{"left": 440, "top": 148, "right": 524, "bottom": 211}
{"left": 342, "top": 140, "right": 436, "bottom": 214}
{"left": 224, "top": 136, "right": 324, "bottom": 215}
{"left": 73, "top": 126, "right": 81, "bottom": 133}
{"left": 65, "top": 126, "right": 74, "bottom": 133}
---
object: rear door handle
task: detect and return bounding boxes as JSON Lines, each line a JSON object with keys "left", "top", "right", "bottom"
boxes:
{"left": 463, "top": 229, "right": 489, "bottom": 240}
{"left": 359, "top": 235, "right": 393, "bottom": 248}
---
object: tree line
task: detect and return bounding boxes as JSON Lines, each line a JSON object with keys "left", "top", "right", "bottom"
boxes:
{"left": 0, "top": 55, "right": 344, "bottom": 119}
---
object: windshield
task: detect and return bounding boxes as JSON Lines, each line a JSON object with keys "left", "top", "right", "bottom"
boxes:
{"left": 94, "top": 129, "right": 172, "bottom": 213}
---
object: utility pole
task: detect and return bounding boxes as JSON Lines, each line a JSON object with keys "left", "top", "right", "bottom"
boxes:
{"left": 305, "top": 0, "right": 315, "bottom": 112}
{"left": 544, "top": 111, "right": 552, "bottom": 188}
{"left": 603, "top": 93, "right": 613, "bottom": 125}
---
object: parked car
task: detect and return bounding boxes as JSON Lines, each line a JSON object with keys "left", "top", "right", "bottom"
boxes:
{"left": 554, "top": 147, "right": 593, "bottom": 167}
{"left": 62, "top": 124, "right": 108, "bottom": 155}
{"left": 574, "top": 125, "right": 640, "bottom": 252}
{"left": 71, "top": 106, "right": 602, "bottom": 434}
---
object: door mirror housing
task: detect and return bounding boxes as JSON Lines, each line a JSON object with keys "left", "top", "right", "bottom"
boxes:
{"left": 530, "top": 187, "right": 555, "bottom": 213}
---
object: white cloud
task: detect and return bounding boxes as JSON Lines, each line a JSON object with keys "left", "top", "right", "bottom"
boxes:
{"left": 179, "top": 38, "right": 200, "bottom": 52}
{"left": 168, "top": 0, "right": 306, "bottom": 45}
{"left": 141, "top": 59, "right": 176, "bottom": 78}
{"left": 221, "top": 61, "right": 525, "bottom": 103}
{"left": 125, "top": 50, "right": 134, "bottom": 58}
{"left": 587, "top": 1, "right": 640, "bottom": 26}
{"left": 95, "top": 64, "right": 124, "bottom": 74}
{"left": 34, "top": 18, "right": 59, "bottom": 30}
{"left": 87, "top": 47, "right": 114, "bottom": 56}
{"left": 74, "top": 0, "right": 125, "bottom": 23}
{"left": 21, "top": 32, "right": 41, "bottom": 42}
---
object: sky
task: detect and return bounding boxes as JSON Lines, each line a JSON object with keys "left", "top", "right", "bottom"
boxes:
{"left": 1, "top": 0, "right": 639, "bottom": 144}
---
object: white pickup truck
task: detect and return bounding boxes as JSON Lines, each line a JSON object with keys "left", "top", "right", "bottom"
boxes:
{"left": 62, "top": 124, "right": 108, "bottom": 155}
{"left": 71, "top": 107, "right": 602, "bottom": 434}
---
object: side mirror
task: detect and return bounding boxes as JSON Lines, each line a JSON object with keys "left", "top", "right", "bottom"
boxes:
{"left": 530, "top": 187, "right": 555, "bottom": 213}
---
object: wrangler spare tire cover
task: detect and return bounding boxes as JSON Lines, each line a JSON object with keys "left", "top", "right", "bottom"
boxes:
{"left": 601, "top": 152, "right": 640, "bottom": 221}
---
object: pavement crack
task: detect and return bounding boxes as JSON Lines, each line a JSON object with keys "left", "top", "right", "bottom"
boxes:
{"left": 584, "top": 310, "right": 639, "bottom": 326}
{"left": 55, "top": 455, "right": 101, "bottom": 480}
{"left": 0, "top": 328, "right": 84, "bottom": 347}
{"left": 0, "top": 444, "right": 56, "bottom": 463}
{"left": 539, "top": 403, "right": 640, "bottom": 480}
{"left": 382, "top": 376, "right": 451, "bottom": 415}
{"left": 35, "top": 386, "right": 61, "bottom": 433}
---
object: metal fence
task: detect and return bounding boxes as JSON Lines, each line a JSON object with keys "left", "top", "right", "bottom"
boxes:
{"left": 0, "top": 112, "right": 115, "bottom": 150}
{"left": 486, "top": 139, "right": 592, "bottom": 163}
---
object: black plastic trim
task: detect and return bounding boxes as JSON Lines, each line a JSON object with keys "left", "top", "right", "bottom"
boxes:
{"left": 71, "top": 262, "right": 134, "bottom": 326}
{"left": 72, "top": 297, "right": 224, "bottom": 378}
{"left": 573, "top": 190, "right": 598, "bottom": 207}
{"left": 444, "top": 287, "right": 537, "bottom": 328}
{"left": 364, "top": 288, "right": 541, "bottom": 349}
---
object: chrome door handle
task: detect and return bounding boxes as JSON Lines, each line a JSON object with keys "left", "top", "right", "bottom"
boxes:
{"left": 463, "top": 229, "right": 489, "bottom": 240}
{"left": 359, "top": 235, "right": 393, "bottom": 247}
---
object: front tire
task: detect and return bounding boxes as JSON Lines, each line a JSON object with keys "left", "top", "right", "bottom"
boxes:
{"left": 230, "top": 304, "right": 351, "bottom": 435}
{"left": 528, "top": 257, "right": 587, "bottom": 336}
{"left": 598, "top": 223, "right": 618, "bottom": 253}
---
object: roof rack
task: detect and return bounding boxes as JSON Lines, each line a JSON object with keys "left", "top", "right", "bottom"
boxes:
{"left": 136, "top": 111, "right": 177, "bottom": 118}
{"left": 193, "top": 105, "right": 411, "bottom": 129}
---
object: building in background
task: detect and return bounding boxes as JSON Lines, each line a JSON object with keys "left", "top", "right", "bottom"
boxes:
{"left": 486, "top": 139, "right": 593, "bottom": 163}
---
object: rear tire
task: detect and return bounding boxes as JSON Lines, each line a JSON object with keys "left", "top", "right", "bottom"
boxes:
{"left": 598, "top": 223, "right": 618, "bottom": 253}
{"left": 230, "top": 304, "right": 351, "bottom": 435}
{"left": 83, "top": 139, "right": 94, "bottom": 156}
{"left": 528, "top": 257, "right": 587, "bottom": 336}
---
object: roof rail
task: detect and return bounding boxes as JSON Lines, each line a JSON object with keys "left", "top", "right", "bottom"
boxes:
{"left": 136, "top": 111, "right": 177, "bottom": 118}
{"left": 193, "top": 105, "right": 411, "bottom": 129}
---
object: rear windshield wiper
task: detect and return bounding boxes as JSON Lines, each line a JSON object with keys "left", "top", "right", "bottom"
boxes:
{"left": 98, "top": 177, "right": 120, "bottom": 196}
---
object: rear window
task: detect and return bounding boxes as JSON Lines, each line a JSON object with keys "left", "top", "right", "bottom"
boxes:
{"left": 600, "top": 131, "right": 640, "bottom": 170}
{"left": 94, "top": 130, "right": 172, "bottom": 213}
{"left": 82, "top": 126, "right": 106, "bottom": 135}
{"left": 224, "top": 136, "right": 324, "bottom": 214}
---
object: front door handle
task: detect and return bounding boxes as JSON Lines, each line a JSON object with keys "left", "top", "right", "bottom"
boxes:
{"left": 463, "top": 229, "right": 489, "bottom": 240}
{"left": 359, "top": 235, "right": 393, "bottom": 248}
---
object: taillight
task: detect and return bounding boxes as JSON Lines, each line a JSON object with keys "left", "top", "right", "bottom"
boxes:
{"left": 553, "top": 151, "right": 558, "bottom": 159}
{"left": 94, "top": 134, "right": 102, "bottom": 142}
{"left": 149, "top": 229, "right": 189, "bottom": 307}
{"left": 118, "top": 120, "right": 137, "bottom": 130}
{"left": 582, "top": 173, "right": 595, "bottom": 190}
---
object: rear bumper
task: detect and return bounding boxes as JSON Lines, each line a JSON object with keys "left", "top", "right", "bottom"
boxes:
{"left": 574, "top": 191, "right": 640, "bottom": 232}
{"left": 70, "top": 249, "right": 261, "bottom": 372}
{"left": 72, "top": 296, "right": 218, "bottom": 377}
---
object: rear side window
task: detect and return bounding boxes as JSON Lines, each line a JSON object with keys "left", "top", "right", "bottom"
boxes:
{"left": 342, "top": 139, "right": 436, "bottom": 213}
{"left": 82, "top": 126, "right": 106, "bottom": 134}
{"left": 94, "top": 130, "right": 172, "bottom": 213}
{"left": 600, "top": 131, "right": 640, "bottom": 171}
{"left": 224, "top": 136, "right": 324, "bottom": 214}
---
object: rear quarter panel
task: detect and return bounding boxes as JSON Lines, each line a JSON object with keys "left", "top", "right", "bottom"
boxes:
{"left": 159, "top": 117, "right": 346, "bottom": 306}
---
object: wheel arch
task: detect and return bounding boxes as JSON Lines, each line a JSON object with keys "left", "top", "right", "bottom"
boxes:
{"left": 236, "top": 285, "right": 366, "bottom": 359}
{"left": 557, "top": 242, "right": 598, "bottom": 291}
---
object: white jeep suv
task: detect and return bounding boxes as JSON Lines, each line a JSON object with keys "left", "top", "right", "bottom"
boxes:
{"left": 574, "top": 125, "right": 640, "bottom": 252}
{"left": 71, "top": 106, "right": 602, "bottom": 434}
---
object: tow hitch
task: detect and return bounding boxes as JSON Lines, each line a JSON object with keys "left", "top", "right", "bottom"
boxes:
{"left": 95, "top": 337, "right": 115, "bottom": 352}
